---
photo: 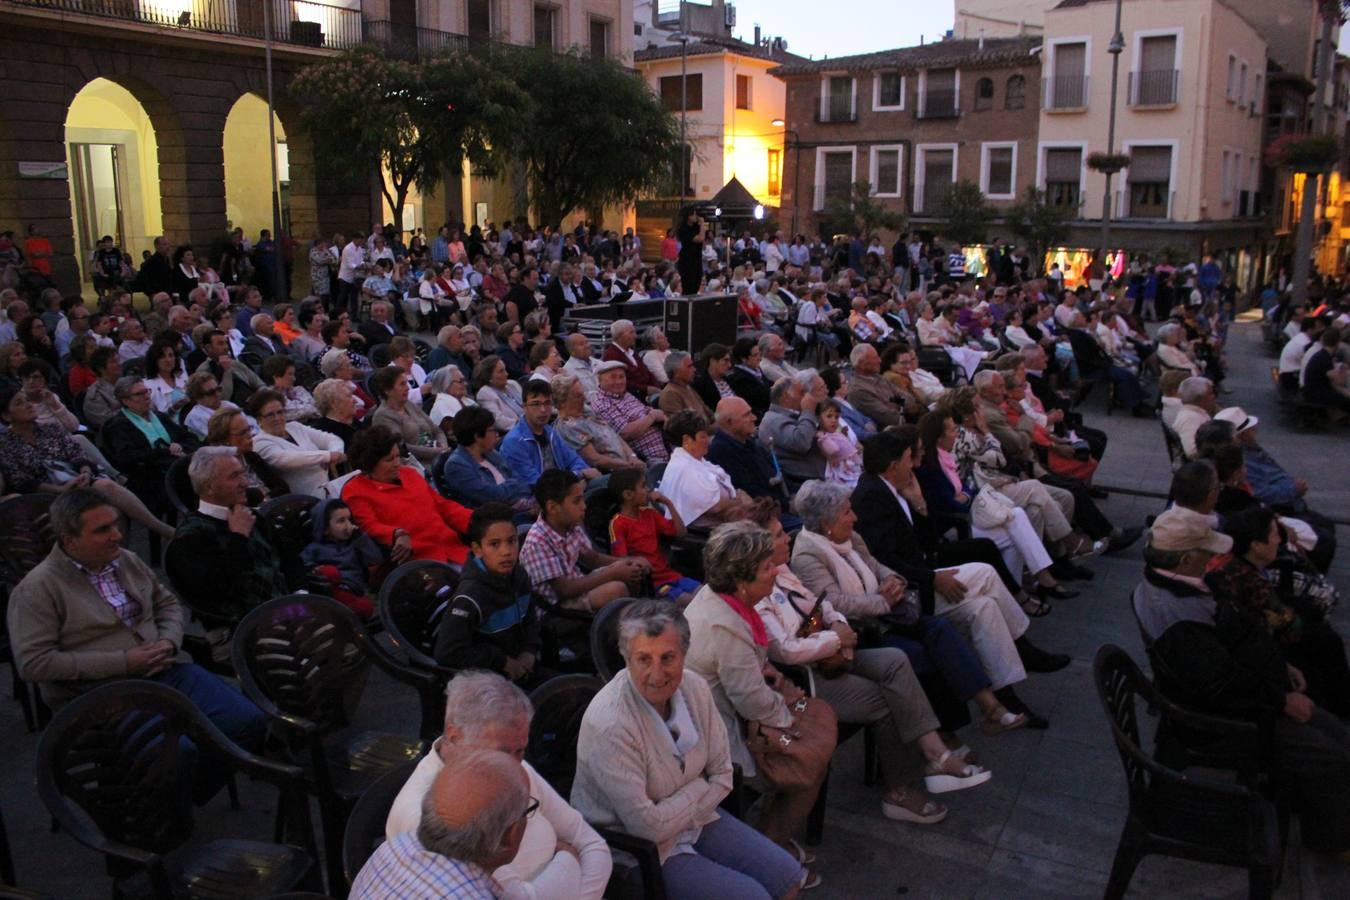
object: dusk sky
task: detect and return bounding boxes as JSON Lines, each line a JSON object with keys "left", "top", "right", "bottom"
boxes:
{"left": 727, "top": 1, "right": 959, "bottom": 59}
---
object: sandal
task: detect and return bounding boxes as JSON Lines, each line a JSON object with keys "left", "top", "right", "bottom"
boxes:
{"left": 948, "top": 744, "right": 980, "bottom": 766}
{"left": 1068, "top": 536, "right": 1109, "bottom": 561}
{"left": 881, "top": 787, "right": 949, "bottom": 824}
{"left": 1019, "top": 593, "right": 1052, "bottom": 617}
{"left": 924, "top": 750, "right": 993, "bottom": 794}
{"left": 981, "top": 709, "right": 1028, "bottom": 735}
{"left": 786, "top": 838, "right": 816, "bottom": 866}
{"left": 799, "top": 866, "right": 823, "bottom": 890}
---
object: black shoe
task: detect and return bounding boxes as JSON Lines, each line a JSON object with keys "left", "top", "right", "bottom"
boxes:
{"left": 1016, "top": 637, "right": 1072, "bottom": 673}
{"left": 993, "top": 686, "right": 1051, "bottom": 729}
{"left": 1049, "top": 559, "right": 1095, "bottom": 581}
{"left": 1107, "top": 526, "right": 1144, "bottom": 553}
{"left": 1022, "top": 709, "right": 1051, "bottom": 729}
{"left": 1132, "top": 404, "right": 1156, "bottom": 419}
{"left": 1089, "top": 486, "right": 1110, "bottom": 500}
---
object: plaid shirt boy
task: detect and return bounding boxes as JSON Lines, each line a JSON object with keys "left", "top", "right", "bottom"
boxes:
{"left": 519, "top": 518, "right": 593, "bottom": 608}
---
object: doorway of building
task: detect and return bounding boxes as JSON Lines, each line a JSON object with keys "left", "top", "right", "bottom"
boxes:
{"left": 68, "top": 143, "right": 128, "bottom": 272}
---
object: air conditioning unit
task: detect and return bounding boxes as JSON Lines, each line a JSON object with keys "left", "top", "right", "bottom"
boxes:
{"left": 725, "top": 4, "right": 736, "bottom": 27}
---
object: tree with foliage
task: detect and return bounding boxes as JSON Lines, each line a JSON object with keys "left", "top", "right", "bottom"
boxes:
{"left": 936, "top": 180, "right": 992, "bottom": 246}
{"left": 824, "top": 181, "right": 906, "bottom": 238}
{"left": 484, "top": 48, "right": 682, "bottom": 229}
{"left": 289, "top": 46, "right": 528, "bottom": 228}
{"left": 1005, "top": 187, "right": 1069, "bottom": 275}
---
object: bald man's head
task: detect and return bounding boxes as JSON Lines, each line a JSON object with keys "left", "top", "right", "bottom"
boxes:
{"left": 716, "top": 396, "right": 757, "bottom": 442}
{"left": 417, "top": 748, "right": 529, "bottom": 870}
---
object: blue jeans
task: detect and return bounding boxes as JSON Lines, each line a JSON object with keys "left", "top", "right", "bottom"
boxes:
{"left": 661, "top": 812, "right": 802, "bottom": 900}
{"left": 152, "top": 663, "right": 268, "bottom": 804}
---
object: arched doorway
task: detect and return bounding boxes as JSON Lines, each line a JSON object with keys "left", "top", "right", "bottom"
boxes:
{"left": 64, "top": 78, "right": 165, "bottom": 287}
{"left": 223, "top": 93, "right": 288, "bottom": 243}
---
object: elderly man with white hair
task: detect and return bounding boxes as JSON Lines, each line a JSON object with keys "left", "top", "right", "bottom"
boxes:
{"left": 759, "top": 370, "right": 829, "bottom": 487}
{"left": 602, "top": 319, "right": 660, "bottom": 398}
{"left": 1172, "top": 376, "right": 1217, "bottom": 458}
{"left": 757, "top": 332, "right": 798, "bottom": 384}
{"left": 562, "top": 332, "right": 600, "bottom": 396}
{"left": 242, "top": 313, "right": 283, "bottom": 360}
{"left": 386, "top": 670, "right": 613, "bottom": 900}
{"left": 116, "top": 318, "right": 153, "bottom": 362}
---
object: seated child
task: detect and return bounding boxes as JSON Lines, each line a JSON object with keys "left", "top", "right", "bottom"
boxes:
{"left": 606, "top": 467, "right": 701, "bottom": 605}
{"left": 300, "top": 498, "right": 382, "bottom": 618}
{"left": 816, "top": 399, "right": 861, "bottom": 488}
{"left": 434, "top": 501, "right": 544, "bottom": 686}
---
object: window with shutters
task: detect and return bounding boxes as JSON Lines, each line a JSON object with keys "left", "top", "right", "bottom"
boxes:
{"left": 920, "top": 68, "right": 958, "bottom": 118}
{"left": 821, "top": 75, "right": 856, "bottom": 122}
{"left": 1127, "top": 145, "right": 1172, "bottom": 218}
{"left": 974, "top": 77, "right": 995, "bottom": 111}
{"left": 981, "top": 143, "right": 1016, "bottom": 199}
{"left": 874, "top": 72, "right": 904, "bottom": 110}
{"left": 1048, "top": 41, "right": 1088, "bottom": 109}
{"left": 815, "top": 148, "right": 856, "bottom": 210}
{"left": 767, "top": 148, "right": 782, "bottom": 197}
{"left": 1132, "top": 34, "right": 1178, "bottom": 105}
{"left": 916, "top": 145, "right": 956, "bottom": 212}
{"left": 589, "top": 19, "right": 609, "bottom": 59}
{"left": 870, "top": 146, "right": 903, "bottom": 197}
{"left": 1044, "top": 147, "right": 1082, "bottom": 209}
{"left": 1226, "top": 54, "right": 1237, "bottom": 100}
{"left": 1005, "top": 75, "right": 1026, "bottom": 109}
{"left": 466, "top": 0, "right": 494, "bottom": 40}
{"left": 736, "top": 74, "right": 752, "bottom": 110}
{"left": 659, "top": 74, "right": 703, "bottom": 112}
{"left": 533, "top": 5, "right": 556, "bottom": 49}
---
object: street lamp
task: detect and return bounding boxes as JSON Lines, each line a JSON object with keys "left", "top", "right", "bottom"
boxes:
{"left": 671, "top": 32, "right": 692, "bottom": 203}
{"left": 771, "top": 118, "right": 799, "bottom": 236}
{"left": 1100, "top": 0, "right": 1125, "bottom": 266}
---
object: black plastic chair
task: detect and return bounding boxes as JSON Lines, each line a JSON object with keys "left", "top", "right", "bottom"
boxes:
{"left": 411, "top": 336, "right": 434, "bottom": 364}
{"left": 525, "top": 674, "right": 666, "bottom": 900}
{"left": 231, "top": 594, "right": 435, "bottom": 892}
{"left": 588, "top": 597, "right": 636, "bottom": 683}
{"left": 0, "top": 494, "right": 57, "bottom": 732}
{"left": 341, "top": 757, "right": 419, "bottom": 890}
{"left": 0, "top": 795, "right": 13, "bottom": 887}
{"left": 369, "top": 344, "right": 392, "bottom": 369}
{"left": 1093, "top": 645, "right": 1279, "bottom": 900}
{"left": 375, "top": 559, "right": 460, "bottom": 737}
{"left": 1161, "top": 421, "right": 1187, "bottom": 470}
{"left": 256, "top": 494, "right": 320, "bottom": 591}
{"left": 35, "top": 681, "right": 318, "bottom": 900}
{"left": 164, "top": 451, "right": 198, "bottom": 519}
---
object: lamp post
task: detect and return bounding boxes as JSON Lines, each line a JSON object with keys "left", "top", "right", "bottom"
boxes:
{"left": 771, "top": 118, "right": 799, "bottom": 236}
{"left": 671, "top": 32, "right": 691, "bottom": 203}
{"left": 263, "top": 0, "right": 286, "bottom": 302}
{"left": 1100, "top": 0, "right": 1125, "bottom": 266}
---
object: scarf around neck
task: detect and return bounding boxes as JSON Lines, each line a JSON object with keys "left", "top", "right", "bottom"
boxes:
{"left": 719, "top": 592, "right": 769, "bottom": 646}
{"left": 815, "top": 533, "right": 879, "bottom": 598}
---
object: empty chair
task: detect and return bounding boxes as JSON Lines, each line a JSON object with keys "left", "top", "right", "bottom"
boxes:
{"left": 1093, "top": 645, "right": 1279, "bottom": 900}
{"left": 341, "top": 757, "right": 419, "bottom": 890}
{"left": 256, "top": 494, "right": 320, "bottom": 591}
{"left": 588, "top": 597, "right": 636, "bottom": 683}
{"left": 35, "top": 681, "right": 318, "bottom": 900}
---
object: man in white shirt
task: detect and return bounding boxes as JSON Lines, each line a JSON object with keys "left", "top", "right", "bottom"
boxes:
{"left": 337, "top": 233, "right": 367, "bottom": 318}
{"left": 386, "top": 671, "right": 612, "bottom": 900}
{"left": 1279, "top": 316, "right": 1323, "bottom": 381}
{"left": 763, "top": 233, "right": 785, "bottom": 273}
{"left": 116, "top": 318, "right": 153, "bottom": 362}
{"left": 1172, "top": 376, "right": 1217, "bottom": 458}
{"left": 562, "top": 332, "right": 599, "bottom": 396}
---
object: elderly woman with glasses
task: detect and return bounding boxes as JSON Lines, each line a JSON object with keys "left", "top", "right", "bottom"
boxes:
{"left": 683, "top": 523, "right": 833, "bottom": 885}
{"left": 183, "top": 370, "right": 237, "bottom": 439}
{"left": 248, "top": 388, "right": 345, "bottom": 498}
{"left": 573, "top": 600, "right": 806, "bottom": 900}
{"left": 204, "top": 407, "right": 288, "bottom": 505}
{"left": 100, "top": 376, "right": 200, "bottom": 513}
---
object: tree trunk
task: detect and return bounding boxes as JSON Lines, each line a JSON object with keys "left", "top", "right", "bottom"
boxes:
{"left": 1292, "top": 9, "right": 1337, "bottom": 307}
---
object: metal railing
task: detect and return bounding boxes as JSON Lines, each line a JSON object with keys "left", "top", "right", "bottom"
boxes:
{"left": 1043, "top": 74, "right": 1089, "bottom": 110}
{"left": 362, "top": 19, "right": 478, "bottom": 59}
{"left": 918, "top": 181, "right": 951, "bottom": 214}
{"left": 4, "top": 0, "right": 364, "bottom": 48}
{"left": 816, "top": 103, "right": 857, "bottom": 124}
{"left": 917, "top": 89, "right": 959, "bottom": 119}
{"left": 1128, "top": 69, "right": 1179, "bottom": 106}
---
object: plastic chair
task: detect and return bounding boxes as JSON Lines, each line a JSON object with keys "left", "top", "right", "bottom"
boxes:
{"left": 1093, "top": 645, "right": 1279, "bottom": 900}
{"left": 0, "top": 795, "right": 13, "bottom": 887}
{"left": 1161, "top": 421, "right": 1187, "bottom": 471}
{"left": 524, "top": 674, "right": 666, "bottom": 900}
{"left": 164, "top": 452, "right": 197, "bottom": 519}
{"left": 0, "top": 494, "right": 58, "bottom": 732}
{"left": 369, "top": 344, "right": 392, "bottom": 369}
{"left": 375, "top": 559, "right": 460, "bottom": 737}
{"left": 588, "top": 597, "right": 636, "bottom": 683}
{"left": 341, "top": 757, "right": 419, "bottom": 889}
{"left": 231, "top": 595, "right": 435, "bottom": 891}
{"left": 35, "top": 681, "right": 318, "bottom": 900}
{"left": 256, "top": 494, "right": 320, "bottom": 591}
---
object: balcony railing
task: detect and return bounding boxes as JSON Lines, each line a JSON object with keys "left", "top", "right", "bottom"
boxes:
{"left": 917, "top": 89, "right": 959, "bottom": 119}
{"left": 362, "top": 19, "right": 480, "bottom": 60}
{"left": 4, "top": 0, "right": 364, "bottom": 48}
{"left": 1129, "top": 69, "right": 1179, "bottom": 106}
{"left": 1044, "top": 74, "right": 1089, "bottom": 110}
{"left": 918, "top": 181, "right": 952, "bottom": 214}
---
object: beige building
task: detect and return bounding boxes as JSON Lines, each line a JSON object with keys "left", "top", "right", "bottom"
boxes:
{"left": 1035, "top": 0, "right": 1270, "bottom": 270}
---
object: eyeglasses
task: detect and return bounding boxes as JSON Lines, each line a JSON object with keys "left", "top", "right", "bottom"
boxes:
{"left": 260, "top": 409, "right": 286, "bottom": 420}
{"left": 128, "top": 389, "right": 150, "bottom": 398}
{"left": 522, "top": 797, "right": 540, "bottom": 820}
{"left": 200, "top": 387, "right": 221, "bottom": 396}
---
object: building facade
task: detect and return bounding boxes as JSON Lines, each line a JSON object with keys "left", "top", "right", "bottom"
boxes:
{"left": 0, "top": 0, "right": 630, "bottom": 296}
{"left": 771, "top": 36, "right": 1041, "bottom": 240}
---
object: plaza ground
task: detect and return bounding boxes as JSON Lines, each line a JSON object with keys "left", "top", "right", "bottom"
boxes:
{"left": 1, "top": 317, "right": 1346, "bottom": 898}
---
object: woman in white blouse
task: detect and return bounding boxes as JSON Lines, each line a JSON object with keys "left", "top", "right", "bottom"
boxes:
{"left": 1155, "top": 322, "right": 1202, "bottom": 375}
{"left": 144, "top": 339, "right": 188, "bottom": 416}
{"left": 657, "top": 410, "right": 752, "bottom": 527}
{"left": 425, "top": 364, "right": 477, "bottom": 433}
{"left": 474, "top": 354, "right": 525, "bottom": 432}
{"left": 248, "top": 388, "right": 345, "bottom": 497}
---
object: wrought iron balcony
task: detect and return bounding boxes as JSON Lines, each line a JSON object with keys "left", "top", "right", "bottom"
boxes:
{"left": 362, "top": 20, "right": 480, "bottom": 60}
{"left": 3, "top": 0, "right": 364, "bottom": 49}
{"left": 816, "top": 104, "right": 858, "bottom": 124}
{"left": 1128, "top": 69, "right": 1179, "bottom": 106}
{"left": 1043, "top": 74, "right": 1089, "bottom": 110}
{"left": 917, "top": 89, "right": 959, "bottom": 119}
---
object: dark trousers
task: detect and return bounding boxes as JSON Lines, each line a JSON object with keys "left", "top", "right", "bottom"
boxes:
{"left": 1275, "top": 708, "right": 1350, "bottom": 852}
{"left": 1285, "top": 623, "right": 1350, "bottom": 719}
{"left": 1040, "top": 472, "right": 1114, "bottom": 540}
{"left": 153, "top": 663, "right": 267, "bottom": 804}
{"left": 882, "top": 616, "right": 990, "bottom": 734}
{"left": 1106, "top": 365, "right": 1143, "bottom": 410}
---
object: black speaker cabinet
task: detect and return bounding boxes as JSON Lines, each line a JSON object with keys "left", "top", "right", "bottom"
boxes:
{"left": 664, "top": 294, "right": 738, "bottom": 353}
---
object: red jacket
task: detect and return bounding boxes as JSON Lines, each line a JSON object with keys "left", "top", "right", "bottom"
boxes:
{"left": 341, "top": 466, "right": 472, "bottom": 565}
{"left": 602, "top": 342, "right": 656, "bottom": 397}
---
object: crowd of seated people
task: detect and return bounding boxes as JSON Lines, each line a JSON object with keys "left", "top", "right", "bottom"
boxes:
{"left": 9, "top": 220, "right": 1345, "bottom": 895}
